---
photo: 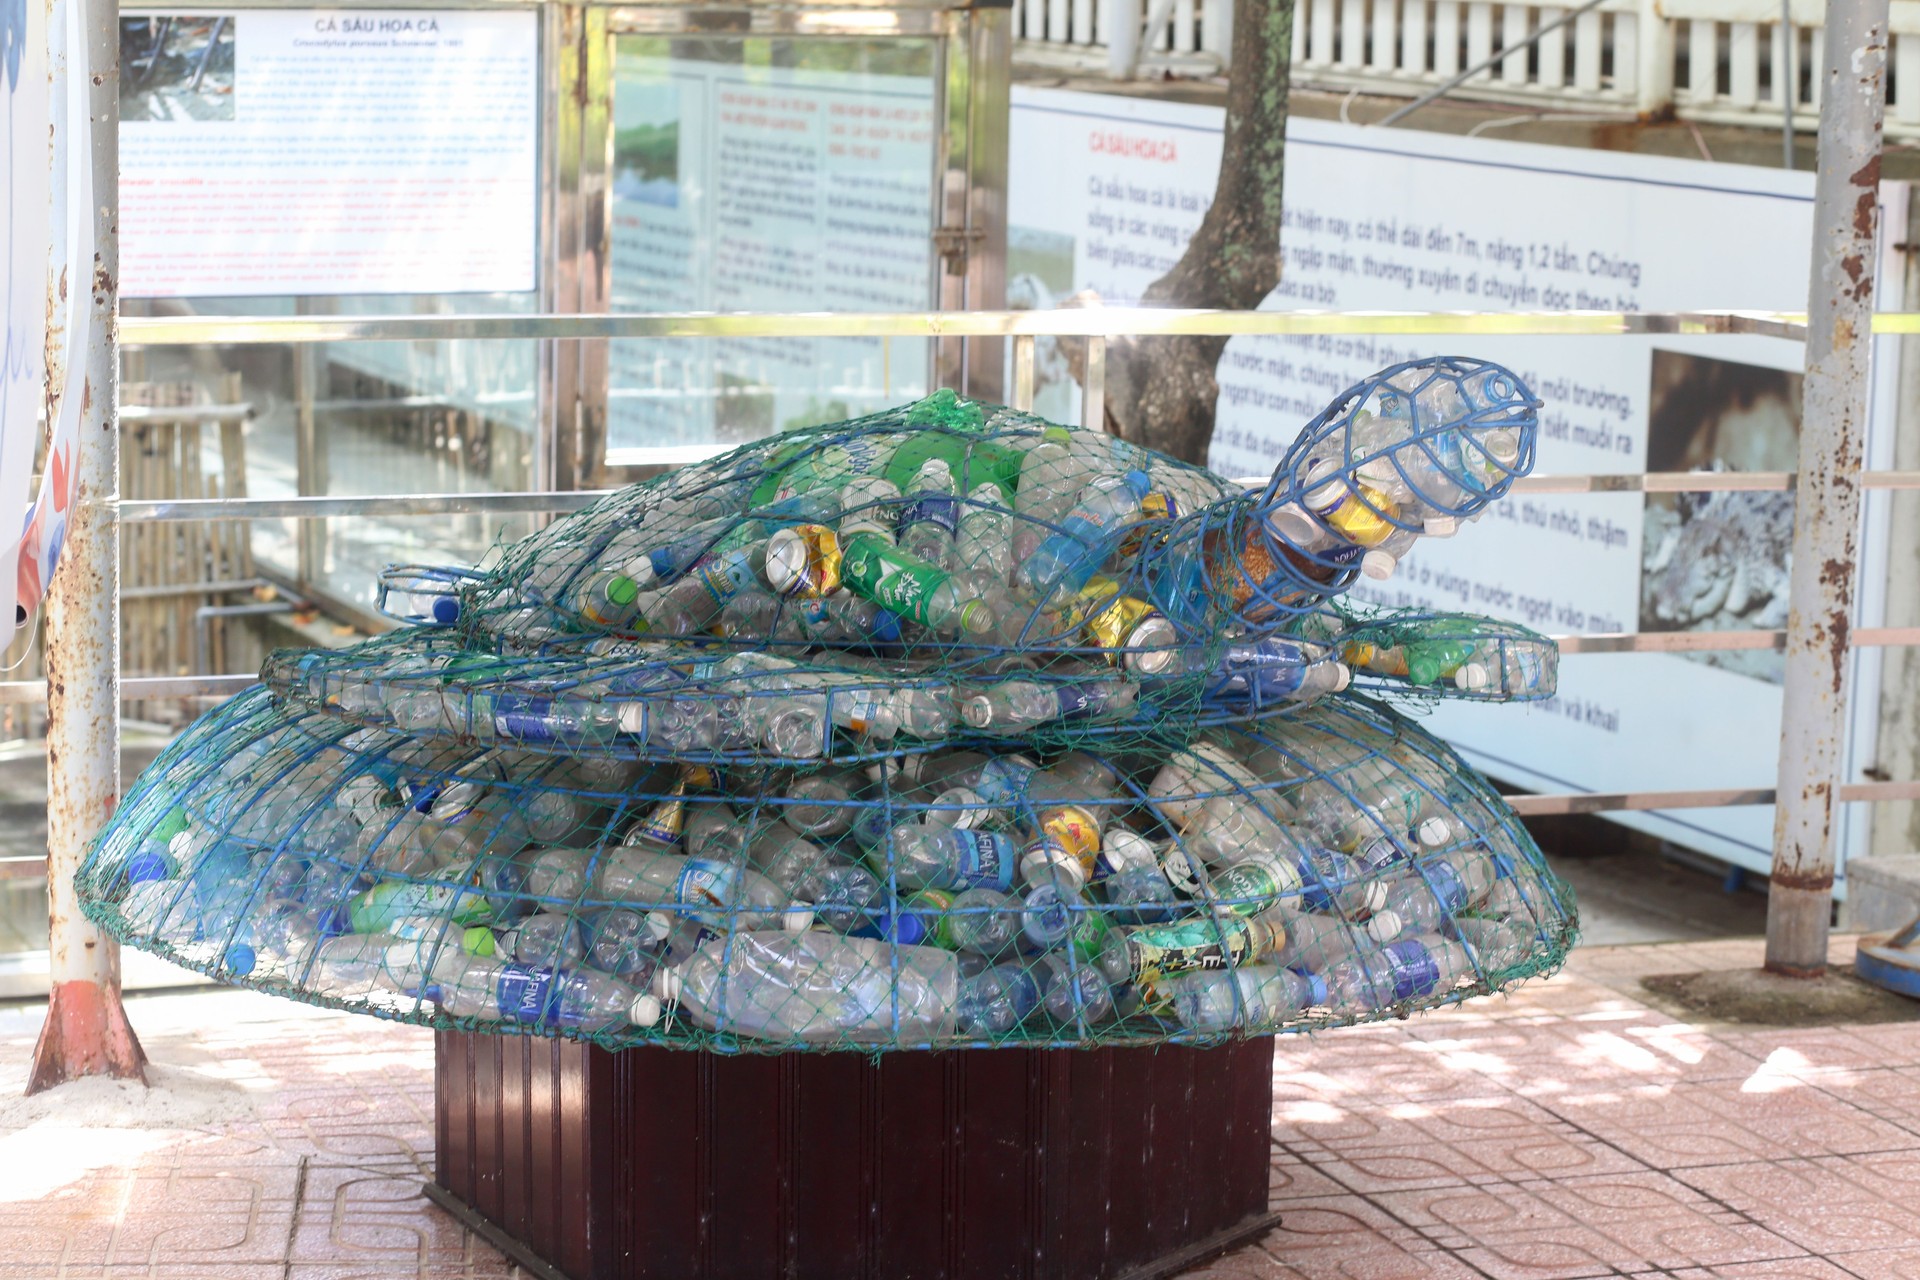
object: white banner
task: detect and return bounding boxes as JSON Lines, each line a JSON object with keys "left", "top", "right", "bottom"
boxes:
{"left": 119, "top": 9, "right": 538, "bottom": 298}
{"left": 0, "top": 0, "right": 49, "bottom": 631}
{"left": 1009, "top": 87, "right": 1892, "bottom": 884}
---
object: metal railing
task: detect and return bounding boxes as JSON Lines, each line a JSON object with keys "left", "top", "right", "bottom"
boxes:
{"left": 101, "top": 305, "right": 1918, "bottom": 832}
{"left": 1023, "top": 0, "right": 1920, "bottom": 141}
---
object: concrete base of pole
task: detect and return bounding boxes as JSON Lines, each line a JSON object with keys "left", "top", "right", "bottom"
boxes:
{"left": 27, "top": 976, "right": 148, "bottom": 1094}
{"left": 1764, "top": 883, "right": 1838, "bottom": 979}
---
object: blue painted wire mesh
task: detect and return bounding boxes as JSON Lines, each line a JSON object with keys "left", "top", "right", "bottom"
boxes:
{"left": 79, "top": 357, "right": 1576, "bottom": 1052}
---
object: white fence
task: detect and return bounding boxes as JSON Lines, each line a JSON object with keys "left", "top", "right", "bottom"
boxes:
{"left": 1016, "top": 0, "right": 1920, "bottom": 139}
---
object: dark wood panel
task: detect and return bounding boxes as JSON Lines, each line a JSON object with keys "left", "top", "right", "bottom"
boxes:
{"left": 434, "top": 1035, "right": 1276, "bottom": 1280}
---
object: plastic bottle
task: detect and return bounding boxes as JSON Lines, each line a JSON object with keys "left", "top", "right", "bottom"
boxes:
{"left": 569, "top": 569, "right": 642, "bottom": 629}
{"left": 878, "top": 826, "right": 1019, "bottom": 893}
{"left": 434, "top": 953, "right": 646, "bottom": 1032}
{"left": 1161, "top": 965, "right": 1327, "bottom": 1032}
{"left": 956, "top": 480, "right": 1015, "bottom": 580}
{"left": 837, "top": 476, "right": 904, "bottom": 542}
{"left": 1016, "top": 470, "right": 1152, "bottom": 593}
{"left": 1037, "top": 953, "right": 1115, "bottom": 1025}
{"left": 1200, "top": 639, "right": 1354, "bottom": 709}
{"left": 1203, "top": 849, "right": 1306, "bottom": 918}
{"left": 781, "top": 766, "right": 863, "bottom": 838}
{"left": 500, "top": 911, "right": 588, "bottom": 967}
{"left": 959, "top": 678, "right": 1138, "bottom": 734}
{"left": 1323, "top": 933, "right": 1475, "bottom": 1010}
{"left": 633, "top": 546, "right": 761, "bottom": 636}
{"left": 1179, "top": 790, "right": 1291, "bottom": 868}
{"left": 642, "top": 932, "right": 958, "bottom": 1044}
{"left": 1270, "top": 911, "right": 1369, "bottom": 972}
{"left": 1011, "top": 429, "right": 1080, "bottom": 567}
{"left": 795, "top": 861, "right": 883, "bottom": 933}
{"left": 957, "top": 962, "right": 1043, "bottom": 1035}
{"left": 595, "top": 847, "right": 813, "bottom": 934}
{"left": 578, "top": 908, "right": 666, "bottom": 981}
{"left": 1148, "top": 741, "right": 1268, "bottom": 826}
{"left": 899, "top": 458, "right": 961, "bottom": 570}
{"left": 1364, "top": 847, "right": 1502, "bottom": 943}
{"left": 346, "top": 857, "right": 523, "bottom": 934}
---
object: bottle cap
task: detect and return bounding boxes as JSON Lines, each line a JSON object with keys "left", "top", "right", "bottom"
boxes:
{"left": 1454, "top": 662, "right": 1491, "bottom": 691}
{"left": 604, "top": 575, "right": 640, "bottom": 608}
{"left": 782, "top": 904, "right": 815, "bottom": 933}
{"left": 1365, "top": 909, "right": 1405, "bottom": 944}
{"left": 1124, "top": 616, "right": 1179, "bottom": 675}
{"left": 314, "top": 905, "right": 353, "bottom": 939}
{"left": 1361, "top": 550, "right": 1397, "bottom": 580}
{"left": 644, "top": 910, "right": 674, "bottom": 944}
{"left": 124, "top": 850, "right": 172, "bottom": 885}
{"left": 652, "top": 965, "right": 683, "bottom": 1006}
{"left": 225, "top": 944, "right": 257, "bottom": 976}
{"left": 1322, "top": 662, "right": 1353, "bottom": 693}
{"left": 616, "top": 702, "right": 648, "bottom": 735}
{"left": 1358, "top": 879, "right": 1390, "bottom": 916}
{"left": 763, "top": 528, "right": 811, "bottom": 596}
{"left": 1123, "top": 469, "right": 1152, "bottom": 497}
{"left": 625, "top": 554, "right": 660, "bottom": 591}
{"left": 1417, "top": 815, "right": 1453, "bottom": 847}
{"left": 630, "top": 992, "right": 665, "bottom": 1027}
{"left": 1423, "top": 515, "right": 1459, "bottom": 537}
{"left": 431, "top": 596, "right": 461, "bottom": 625}
{"left": 960, "top": 696, "right": 995, "bottom": 730}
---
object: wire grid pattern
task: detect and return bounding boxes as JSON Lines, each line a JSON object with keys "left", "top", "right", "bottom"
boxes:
{"left": 77, "top": 357, "right": 1577, "bottom": 1053}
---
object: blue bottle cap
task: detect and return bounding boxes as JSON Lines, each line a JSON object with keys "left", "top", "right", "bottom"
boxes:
{"left": 431, "top": 596, "right": 461, "bottom": 626}
{"left": 870, "top": 610, "right": 903, "bottom": 644}
{"left": 125, "top": 850, "right": 172, "bottom": 885}
{"left": 225, "top": 944, "right": 257, "bottom": 976}
{"left": 314, "top": 905, "right": 353, "bottom": 939}
{"left": 1124, "top": 469, "right": 1152, "bottom": 497}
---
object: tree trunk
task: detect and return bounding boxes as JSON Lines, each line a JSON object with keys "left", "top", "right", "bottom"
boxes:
{"left": 1099, "top": 0, "right": 1295, "bottom": 464}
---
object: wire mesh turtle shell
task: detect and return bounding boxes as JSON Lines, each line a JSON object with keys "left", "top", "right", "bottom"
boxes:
{"left": 78, "top": 684, "right": 1574, "bottom": 1050}
{"left": 78, "top": 357, "right": 1576, "bottom": 1051}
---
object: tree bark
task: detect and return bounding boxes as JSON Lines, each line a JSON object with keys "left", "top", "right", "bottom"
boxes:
{"left": 1098, "top": 0, "right": 1295, "bottom": 464}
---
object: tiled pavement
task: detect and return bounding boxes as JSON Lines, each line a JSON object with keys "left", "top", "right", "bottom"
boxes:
{"left": 0, "top": 935, "right": 1916, "bottom": 1280}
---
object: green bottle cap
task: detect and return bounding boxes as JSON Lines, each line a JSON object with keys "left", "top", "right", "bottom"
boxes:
{"left": 605, "top": 575, "right": 639, "bottom": 607}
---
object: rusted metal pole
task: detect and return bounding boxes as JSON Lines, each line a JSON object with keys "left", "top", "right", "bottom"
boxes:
{"left": 1765, "top": 0, "right": 1889, "bottom": 979}
{"left": 28, "top": 0, "right": 147, "bottom": 1091}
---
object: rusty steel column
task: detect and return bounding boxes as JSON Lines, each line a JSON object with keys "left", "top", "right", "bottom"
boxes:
{"left": 28, "top": 0, "right": 146, "bottom": 1091}
{"left": 1766, "top": 0, "right": 1890, "bottom": 978}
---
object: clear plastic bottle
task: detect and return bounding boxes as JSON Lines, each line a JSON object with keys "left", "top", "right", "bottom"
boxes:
{"left": 1037, "top": 953, "right": 1115, "bottom": 1025}
{"left": 956, "top": 480, "right": 1015, "bottom": 581}
{"left": 1364, "top": 846, "right": 1502, "bottom": 943}
{"left": 956, "top": 962, "right": 1043, "bottom": 1036}
{"left": 1322, "top": 933, "right": 1475, "bottom": 1010}
{"left": 1161, "top": 965, "right": 1326, "bottom": 1032}
{"left": 500, "top": 911, "right": 588, "bottom": 967}
{"left": 899, "top": 458, "right": 961, "bottom": 570}
{"left": 1016, "top": 470, "right": 1153, "bottom": 593}
{"left": 1147, "top": 740, "right": 1267, "bottom": 826}
{"left": 633, "top": 547, "right": 760, "bottom": 637}
{"left": 1203, "top": 849, "right": 1305, "bottom": 918}
{"left": 578, "top": 908, "right": 666, "bottom": 981}
{"left": 959, "top": 678, "right": 1138, "bottom": 734}
{"left": 942, "top": 887, "right": 1023, "bottom": 956}
{"left": 434, "top": 953, "right": 646, "bottom": 1032}
{"left": 795, "top": 861, "right": 883, "bottom": 933}
{"left": 837, "top": 476, "right": 904, "bottom": 543}
{"left": 1270, "top": 910, "right": 1370, "bottom": 972}
{"left": 781, "top": 766, "right": 863, "bottom": 839}
{"left": 643, "top": 932, "right": 958, "bottom": 1044}
{"left": 595, "top": 847, "right": 813, "bottom": 934}
{"left": 879, "top": 826, "right": 1019, "bottom": 892}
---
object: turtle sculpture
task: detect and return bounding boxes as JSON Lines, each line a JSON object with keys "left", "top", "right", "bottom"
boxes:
{"left": 78, "top": 356, "right": 1577, "bottom": 1051}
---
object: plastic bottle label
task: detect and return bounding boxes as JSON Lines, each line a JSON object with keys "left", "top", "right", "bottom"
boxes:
{"left": 899, "top": 493, "right": 960, "bottom": 537}
{"left": 1381, "top": 941, "right": 1443, "bottom": 1001}
{"left": 675, "top": 859, "right": 741, "bottom": 913}
{"left": 1421, "top": 859, "right": 1471, "bottom": 914}
{"left": 1051, "top": 684, "right": 1107, "bottom": 719}
{"left": 840, "top": 534, "right": 951, "bottom": 626}
{"left": 492, "top": 694, "right": 562, "bottom": 741}
{"left": 948, "top": 830, "right": 1016, "bottom": 890}
{"left": 496, "top": 964, "right": 561, "bottom": 1023}
{"left": 695, "top": 551, "right": 755, "bottom": 607}
{"left": 973, "top": 757, "right": 1037, "bottom": 807}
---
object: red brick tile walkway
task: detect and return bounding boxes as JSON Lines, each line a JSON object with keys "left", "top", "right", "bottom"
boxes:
{"left": 1, "top": 936, "right": 1915, "bottom": 1280}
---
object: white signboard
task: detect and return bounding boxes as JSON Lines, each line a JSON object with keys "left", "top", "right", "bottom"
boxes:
{"left": 608, "top": 46, "right": 938, "bottom": 454}
{"left": 119, "top": 9, "right": 538, "bottom": 297}
{"left": 1009, "top": 87, "right": 1892, "bottom": 883}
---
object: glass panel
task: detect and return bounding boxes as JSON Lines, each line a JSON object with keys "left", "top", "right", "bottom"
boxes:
{"left": 608, "top": 36, "right": 942, "bottom": 459}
